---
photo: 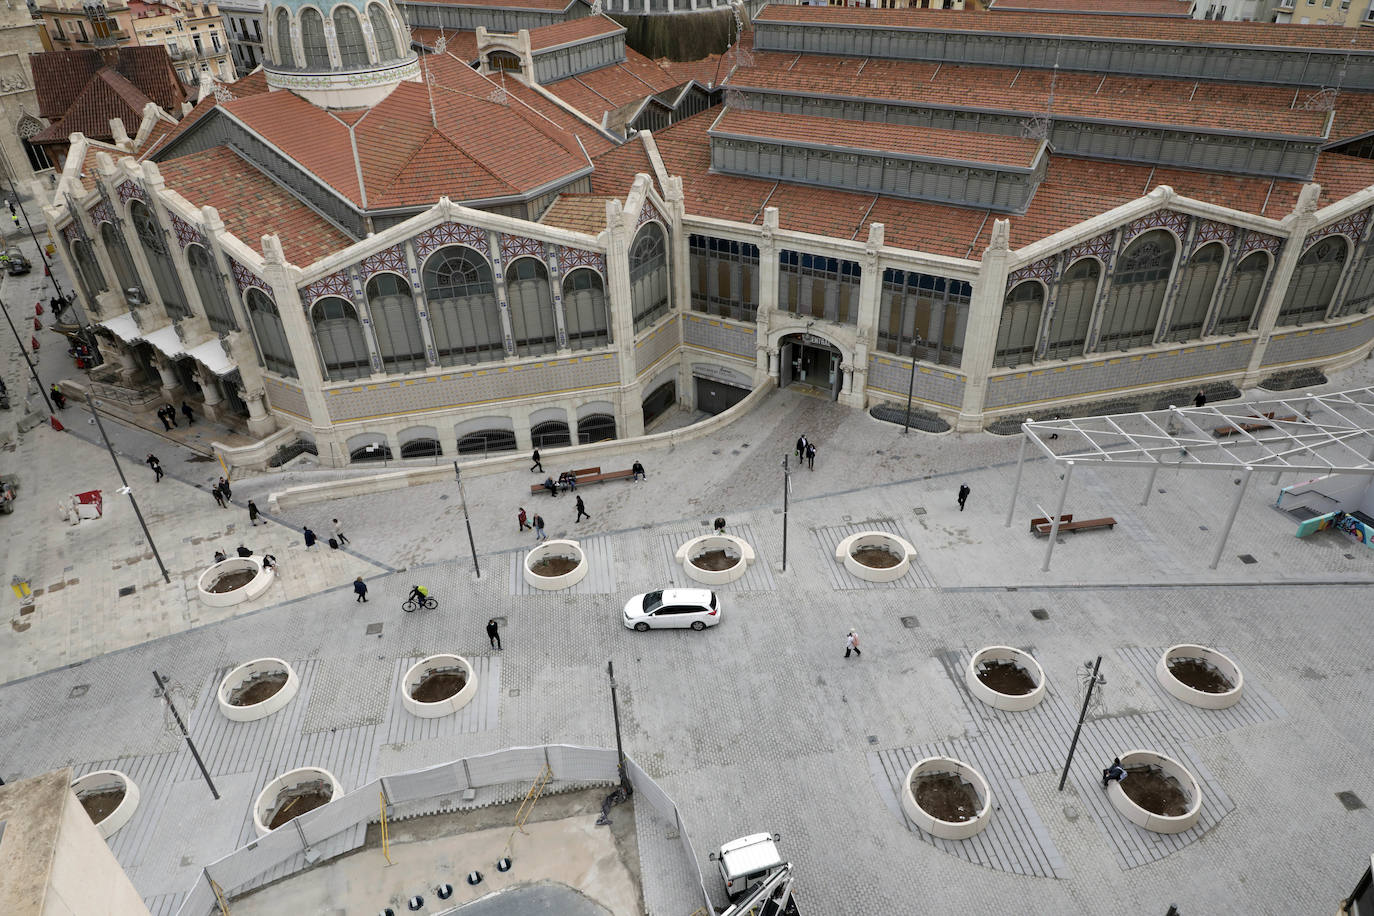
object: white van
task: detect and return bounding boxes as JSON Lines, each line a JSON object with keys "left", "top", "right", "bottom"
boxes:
{"left": 710, "top": 832, "right": 784, "bottom": 900}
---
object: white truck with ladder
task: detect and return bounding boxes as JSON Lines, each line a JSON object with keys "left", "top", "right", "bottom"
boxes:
{"left": 710, "top": 832, "right": 798, "bottom": 916}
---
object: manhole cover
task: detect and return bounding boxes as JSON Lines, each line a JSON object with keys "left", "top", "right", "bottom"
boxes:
{"left": 1345, "top": 554, "right": 1356, "bottom": 560}
{"left": 867, "top": 735, "right": 878, "bottom": 745}
{"left": 1238, "top": 554, "right": 1258, "bottom": 565}
{"left": 1030, "top": 608, "right": 1050, "bottom": 620}
{"left": 509, "top": 688, "right": 520, "bottom": 697}
{"left": 913, "top": 507, "right": 927, "bottom": 515}
{"left": 1199, "top": 526, "right": 1209, "bottom": 531}
{"left": 118, "top": 586, "right": 136, "bottom": 597}
{"left": 439, "top": 494, "right": 449, "bottom": 501}
{"left": 68, "top": 684, "right": 89, "bottom": 699}
{"left": 1338, "top": 791, "right": 1365, "bottom": 811}
{"left": 365, "top": 623, "right": 383, "bottom": 636}
{"left": 901, "top": 616, "right": 918, "bottom": 628}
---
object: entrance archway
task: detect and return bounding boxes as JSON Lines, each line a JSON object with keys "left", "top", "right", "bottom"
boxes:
{"left": 779, "top": 332, "right": 842, "bottom": 400}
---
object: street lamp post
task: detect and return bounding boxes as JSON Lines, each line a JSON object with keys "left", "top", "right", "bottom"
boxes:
{"left": 781, "top": 454, "right": 790, "bottom": 572}
{"left": 87, "top": 392, "right": 171, "bottom": 583}
{"left": 902, "top": 334, "right": 923, "bottom": 434}
{"left": 453, "top": 462, "right": 480, "bottom": 579}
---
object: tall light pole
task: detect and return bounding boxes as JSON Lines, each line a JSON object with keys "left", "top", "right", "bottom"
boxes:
{"left": 780, "top": 454, "right": 790, "bottom": 572}
{"left": 902, "top": 334, "right": 923, "bottom": 434}
{"left": 453, "top": 462, "right": 480, "bottom": 579}
{"left": 87, "top": 392, "right": 170, "bottom": 583}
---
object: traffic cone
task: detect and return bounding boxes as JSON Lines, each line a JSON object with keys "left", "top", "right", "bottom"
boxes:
{"left": 50, "top": 416, "right": 64, "bottom": 431}
{"left": 32, "top": 316, "right": 40, "bottom": 330}
{"left": 34, "top": 301, "right": 42, "bottom": 315}
{"left": 30, "top": 335, "right": 39, "bottom": 351}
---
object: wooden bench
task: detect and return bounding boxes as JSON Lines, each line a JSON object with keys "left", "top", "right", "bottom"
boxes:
{"left": 1212, "top": 413, "right": 1298, "bottom": 438}
{"left": 599, "top": 469, "right": 636, "bottom": 482}
{"left": 1029, "top": 514, "right": 1072, "bottom": 534}
{"left": 1033, "top": 515, "right": 1116, "bottom": 536}
{"left": 530, "top": 466, "right": 601, "bottom": 495}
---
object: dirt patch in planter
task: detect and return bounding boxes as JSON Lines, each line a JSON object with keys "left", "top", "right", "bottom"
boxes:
{"left": 267, "top": 788, "right": 333, "bottom": 830}
{"left": 1167, "top": 657, "right": 1233, "bottom": 694}
{"left": 79, "top": 788, "right": 125, "bottom": 824}
{"left": 913, "top": 772, "right": 981, "bottom": 823}
{"left": 207, "top": 569, "right": 256, "bottom": 594}
{"left": 977, "top": 660, "right": 1037, "bottom": 695}
{"left": 411, "top": 669, "right": 467, "bottom": 703}
{"left": 1121, "top": 766, "right": 1190, "bottom": 817}
{"left": 851, "top": 546, "right": 901, "bottom": 569}
{"left": 228, "top": 672, "right": 288, "bottom": 707}
{"left": 530, "top": 556, "right": 579, "bottom": 577}
{"left": 690, "top": 549, "right": 739, "bottom": 571}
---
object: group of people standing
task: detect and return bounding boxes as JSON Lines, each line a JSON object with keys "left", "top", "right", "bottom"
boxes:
{"left": 155, "top": 403, "right": 194, "bottom": 431}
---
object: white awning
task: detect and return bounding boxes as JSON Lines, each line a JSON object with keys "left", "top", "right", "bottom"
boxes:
{"left": 186, "top": 338, "right": 236, "bottom": 376}
{"left": 99, "top": 312, "right": 142, "bottom": 343}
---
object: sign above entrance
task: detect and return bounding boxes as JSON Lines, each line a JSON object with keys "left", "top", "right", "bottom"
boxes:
{"left": 802, "top": 333, "right": 833, "bottom": 348}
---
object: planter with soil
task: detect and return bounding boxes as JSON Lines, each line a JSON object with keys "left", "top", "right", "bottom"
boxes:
{"left": 217, "top": 658, "right": 300, "bottom": 722}
{"left": 71, "top": 769, "right": 140, "bottom": 839}
{"left": 674, "top": 534, "right": 756, "bottom": 585}
{"left": 523, "top": 539, "right": 589, "bottom": 591}
{"left": 1107, "top": 749, "right": 1202, "bottom": 834}
{"left": 401, "top": 654, "right": 477, "bottom": 718}
{"left": 196, "top": 556, "right": 275, "bottom": 608}
{"left": 966, "top": 646, "right": 1046, "bottom": 711}
{"left": 899, "top": 756, "right": 992, "bottom": 840}
{"left": 835, "top": 531, "right": 917, "bottom": 583}
{"left": 1156, "top": 644, "right": 1243, "bottom": 710}
{"left": 252, "top": 767, "right": 343, "bottom": 836}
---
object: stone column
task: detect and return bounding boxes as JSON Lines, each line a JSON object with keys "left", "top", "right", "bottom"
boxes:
{"left": 754, "top": 207, "right": 780, "bottom": 385}
{"left": 406, "top": 239, "right": 441, "bottom": 366}
{"left": 244, "top": 390, "right": 275, "bottom": 437}
{"left": 256, "top": 235, "right": 324, "bottom": 435}
{"left": 605, "top": 198, "right": 644, "bottom": 438}
{"left": 490, "top": 230, "right": 518, "bottom": 359}
{"left": 666, "top": 177, "right": 690, "bottom": 322}
{"left": 847, "top": 223, "right": 884, "bottom": 407}
{"left": 155, "top": 357, "right": 182, "bottom": 399}
{"left": 1245, "top": 184, "right": 1321, "bottom": 385}
{"left": 957, "top": 218, "right": 1013, "bottom": 431}
{"left": 198, "top": 371, "right": 224, "bottom": 420}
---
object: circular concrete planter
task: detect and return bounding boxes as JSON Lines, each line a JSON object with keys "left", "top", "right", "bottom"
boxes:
{"left": 835, "top": 531, "right": 917, "bottom": 583}
{"left": 1156, "top": 645, "right": 1243, "bottom": 710}
{"left": 401, "top": 654, "right": 478, "bottom": 718}
{"left": 71, "top": 770, "right": 140, "bottom": 839}
{"left": 253, "top": 767, "right": 343, "bottom": 836}
{"left": 674, "top": 534, "right": 756, "bottom": 585}
{"left": 900, "top": 756, "right": 992, "bottom": 840}
{"left": 217, "top": 658, "right": 300, "bottom": 722}
{"left": 966, "top": 646, "right": 1047, "bottom": 711}
{"left": 197, "top": 556, "right": 275, "bottom": 608}
{"left": 1107, "top": 749, "right": 1202, "bottom": 834}
{"left": 523, "top": 539, "right": 588, "bottom": 591}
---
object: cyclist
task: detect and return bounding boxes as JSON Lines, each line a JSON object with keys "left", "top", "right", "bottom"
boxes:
{"left": 406, "top": 584, "right": 430, "bottom": 611}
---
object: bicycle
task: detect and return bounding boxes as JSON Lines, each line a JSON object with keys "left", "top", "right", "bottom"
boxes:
{"left": 402, "top": 596, "right": 438, "bottom": 613}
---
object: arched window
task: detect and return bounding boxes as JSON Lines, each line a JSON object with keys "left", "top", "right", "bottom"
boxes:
{"left": 562, "top": 269, "right": 610, "bottom": 350}
{"left": 366, "top": 273, "right": 426, "bottom": 373}
{"left": 577, "top": 413, "right": 616, "bottom": 443}
{"left": 245, "top": 289, "right": 297, "bottom": 378}
{"left": 1337, "top": 242, "right": 1374, "bottom": 317}
{"left": 130, "top": 201, "right": 190, "bottom": 320}
{"left": 457, "top": 427, "right": 516, "bottom": 455}
{"left": 1278, "top": 236, "right": 1348, "bottom": 326}
{"left": 368, "top": 3, "right": 398, "bottom": 60}
{"left": 630, "top": 222, "right": 670, "bottom": 331}
{"left": 274, "top": 8, "right": 294, "bottom": 66}
{"left": 422, "top": 246, "right": 503, "bottom": 365}
{"left": 1044, "top": 258, "right": 1100, "bottom": 360}
{"left": 333, "top": 6, "right": 368, "bottom": 66}
{"left": 186, "top": 244, "right": 237, "bottom": 333}
{"left": 1213, "top": 251, "right": 1269, "bottom": 335}
{"left": 994, "top": 281, "right": 1043, "bottom": 368}
{"left": 71, "top": 238, "right": 107, "bottom": 295}
{"left": 487, "top": 50, "right": 521, "bottom": 71}
{"left": 100, "top": 222, "right": 139, "bottom": 302}
{"left": 1164, "top": 242, "right": 1225, "bottom": 343}
{"left": 299, "top": 8, "right": 329, "bottom": 68}
{"left": 506, "top": 257, "right": 557, "bottom": 357}
{"left": 531, "top": 419, "right": 570, "bottom": 448}
{"left": 312, "top": 296, "right": 369, "bottom": 380}
{"left": 1096, "top": 230, "right": 1176, "bottom": 351}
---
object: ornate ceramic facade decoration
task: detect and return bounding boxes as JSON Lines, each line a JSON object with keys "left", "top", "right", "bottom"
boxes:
{"left": 300, "top": 268, "right": 352, "bottom": 304}
{"left": 90, "top": 198, "right": 116, "bottom": 225}
{"left": 61, "top": 223, "right": 80, "bottom": 244}
{"left": 170, "top": 212, "right": 207, "bottom": 249}
{"left": 359, "top": 243, "right": 407, "bottom": 280}
{"left": 230, "top": 258, "right": 270, "bottom": 294}
{"left": 414, "top": 221, "right": 488, "bottom": 259}
{"left": 1064, "top": 232, "right": 1114, "bottom": 263}
{"left": 500, "top": 234, "right": 546, "bottom": 259}
{"left": 558, "top": 246, "right": 607, "bottom": 276}
{"left": 1005, "top": 255, "right": 1057, "bottom": 290}
{"left": 1192, "top": 219, "right": 1236, "bottom": 251}
{"left": 116, "top": 179, "right": 149, "bottom": 206}
{"left": 1309, "top": 208, "right": 1371, "bottom": 247}
{"left": 637, "top": 200, "right": 663, "bottom": 229}
{"left": 1238, "top": 232, "right": 1283, "bottom": 256}
{"left": 1123, "top": 209, "right": 1191, "bottom": 243}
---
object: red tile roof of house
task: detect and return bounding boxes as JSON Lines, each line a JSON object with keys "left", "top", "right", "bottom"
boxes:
{"left": 221, "top": 90, "right": 363, "bottom": 203}
{"left": 712, "top": 107, "right": 1045, "bottom": 169}
{"left": 30, "top": 47, "right": 190, "bottom": 142}
{"left": 227, "top": 68, "right": 271, "bottom": 97}
{"left": 753, "top": 5, "right": 1374, "bottom": 51}
{"left": 30, "top": 69, "right": 154, "bottom": 143}
{"left": 412, "top": 0, "right": 574, "bottom": 10}
{"left": 589, "top": 131, "right": 654, "bottom": 196}
{"left": 156, "top": 145, "right": 353, "bottom": 266}
{"left": 529, "top": 14, "right": 623, "bottom": 51}
{"left": 544, "top": 47, "right": 681, "bottom": 129}
{"left": 988, "top": 0, "right": 1193, "bottom": 15}
{"left": 540, "top": 193, "right": 612, "bottom": 233}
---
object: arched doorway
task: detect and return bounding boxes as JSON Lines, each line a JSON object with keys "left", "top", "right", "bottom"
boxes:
{"left": 779, "top": 332, "right": 842, "bottom": 400}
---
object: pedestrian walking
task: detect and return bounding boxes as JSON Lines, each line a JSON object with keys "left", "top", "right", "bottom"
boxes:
{"left": 1193, "top": 389, "right": 1207, "bottom": 408}
{"left": 795, "top": 434, "right": 807, "bottom": 459}
{"left": 354, "top": 576, "right": 368, "bottom": 603}
{"left": 217, "top": 477, "right": 232, "bottom": 500}
{"left": 845, "top": 630, "right": 862, "bottom": 658}
{"left": 632, "top": 460, "right": 647, "bottom": 481}
{"left": 518, "top": 507, "right": 530, "bottom": 531}
{"left": 957, "top": 483, "right": 971, "bottom": 511}
{"left": 530, "top": 448, "right": 543, "bottom": 473}
{"left": 50, "top": 384, "right": 66, "bottom": 409}
{"left": 212, "top": 486, "right": 225, "bottom": 508}
{"left": 533, "top": 513, "right": 547, "bottom": 540}
{"left": 181, "top": 401, "right": 195, "bottom": 425}
{"left": 156, "top": 407, "right": 171, "bottom": 431}
{"left": 165, "top": 404, "right": 177, "bottom": 428}
{"left": 331, "top": 518, "right": 349, "bottom": 545}
{"left": 806, "top": 442, "right": 816, "bottom": 471}
{"left": 486, "top": 618, "right": 502, "bottom": 649}
{"left": 146, "top": 453, "right": 163, "bottom": 482}
{"left": 303, "top": 527, "right": 318, "bottom": 549}
{"left": 575, "top": 494, "right": 591, "bottom": 523}
{"left": 1102, "top": 757, "right": 1127, "bottom": 788}
{"left": 248, "top": 500, "right": 261, "bottom": 525}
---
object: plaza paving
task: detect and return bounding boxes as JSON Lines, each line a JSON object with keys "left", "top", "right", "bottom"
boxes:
{"left": 4, "top": 282, "right": 1374, "bottom": 912}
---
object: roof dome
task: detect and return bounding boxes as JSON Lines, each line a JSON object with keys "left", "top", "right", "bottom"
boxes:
{"left": 263, "top": 0, "right": 419, "bottom": 109}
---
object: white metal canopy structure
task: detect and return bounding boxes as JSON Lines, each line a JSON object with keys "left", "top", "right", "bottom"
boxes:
{"left": 1003, "top": 387, "right": 1374, "bottom": 571}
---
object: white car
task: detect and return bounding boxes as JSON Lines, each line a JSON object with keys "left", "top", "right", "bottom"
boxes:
{"left": 622, "top": 588, "right": 722, "bottom": 631}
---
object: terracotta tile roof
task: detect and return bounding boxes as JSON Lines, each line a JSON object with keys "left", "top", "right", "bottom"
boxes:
{"left": 988, "top": 0, "right": 1193, "bottom": 15}
{"left": 151, "top": 93, "right": 218, "bottom": 155}
{"left": 712, "top": 106, "right": 1045, "bottom": 169}
{"left": 1329, "top": 91, "right": 1374, "bottom": 143}
{"left": 136, "top": 117, "right": 178, "bottom": 159}
{"left": 30, "top": 46, "right": 190, "bottom": 141}
{"left": 412, "top": 0, "right": 573, "bottom": 10}
{"left": 540, "top": 193, "right": 612, "bottom": 233}
{"left": 410, "top": 27, "right": 480, "bottom": 61}
{"left": 529, "top": 14, "right": 623, "bottom": 52}
{"left": 589, "top": 131, "right": 655, "bottom": 196}
{"left": 30, "top": 69, "right": 154, "bottom": 143}
{"left": 156, "top": 145, "right": 353, "bottom": 266}
{"left": 227, "top": 68, "right": 271, "bottom": 97}
{"left": 30, "top": 51, "right": 104, "bottom": 120}
{"left": 753, "top": 6, "right": 1374, "bottom": 51}
{"left": 545, "top": 47, "right": 680, "bottom": 127}
{"left": 494, "top": 73, "right": 616, "bottom": 158}
{"left": 1312, "top": 152, "right": 1374, "bottom": 204}
{"left": 221, "top": 90, "right": 363, "bottom": 203}
{"left": 727, "top": 55, "right": 1333, "bottom": 139}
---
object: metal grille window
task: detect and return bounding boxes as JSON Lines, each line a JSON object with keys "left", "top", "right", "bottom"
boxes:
{"left": 1337, "top": 242, "right": 1374, "bottom": 317}
{"left": 1165, "top": 242, "right": 1224, "bottom": 342}
{"left": 1278, "top": 236, "right": 1347, "bottom": 326}
{"left": 531, "top": 419, "right": 570, "bottom": 448}
{"left": 781, "top": 250, "right": 861, "bottom": 325}
{"left": 877, "top": 267, "right": 970, "bottom": 366}
{"left": 577, "top": 413, "right": 616, "bottom": 443}
{"left": 1096, "top": 230, "right": 1176, "bottom": 351}
{"left": 1044, "top": 258, "right": 1100, "bottom": 359}
{"left": 100, "top": 222, "right": 139, "bottom": 301}
{"left": 299, "top": 8, "right": 328, "bottom": 68}
{"left": 131, "top": 201, "right": 189, "bottom": 321}
{"left": 457, "top": 428, "right": 516, "bottom": 455}
{"left": 366, "top": 273, "right": 426, "bottom": 373}
{"left": 422, "top": 246, "right": 503, "bottom": 365}
{"left": 689, "top": 235, "right": 759, "bottom": 321}
{"left": 333, "top": 6, "right": 368, "bottom": 66}
{"left": 245, "top": 289, "right": 297, "bottom": 378}
{"left": 274, "top": 8, "right": 293, "bottom": 66}
{"left": 994, "top": 280, "right": 1044, "bottom": 368}
{"left": 72, "top": 238, "right": 107, "bottom": 295}
{"left": 630, "top": 222, "right": 670, "bottom": 331}
{"left": 506, "top": 257, "right": 557, "bottom": 357}
{"left": 186, "top": 244, "right": 237, "bottom": 333}
{"left": 400, "top": 436, "right": 441, "bottom": 458}
{"left": 562, "top": 268, "right": 610, "bottom": 350}
{"left": 1213, "top": 251, "right": 1268, "bottom": 334}
{"left": 368, "top": 3, "right": 397, "bottom": 59}
{"left": 311, "top": 296, "right": 369, "bottom": 380}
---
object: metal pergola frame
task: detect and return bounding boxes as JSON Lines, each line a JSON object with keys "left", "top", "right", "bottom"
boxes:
{"left": 1003, "top": 387, "right": 1374, "bottom": 571}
